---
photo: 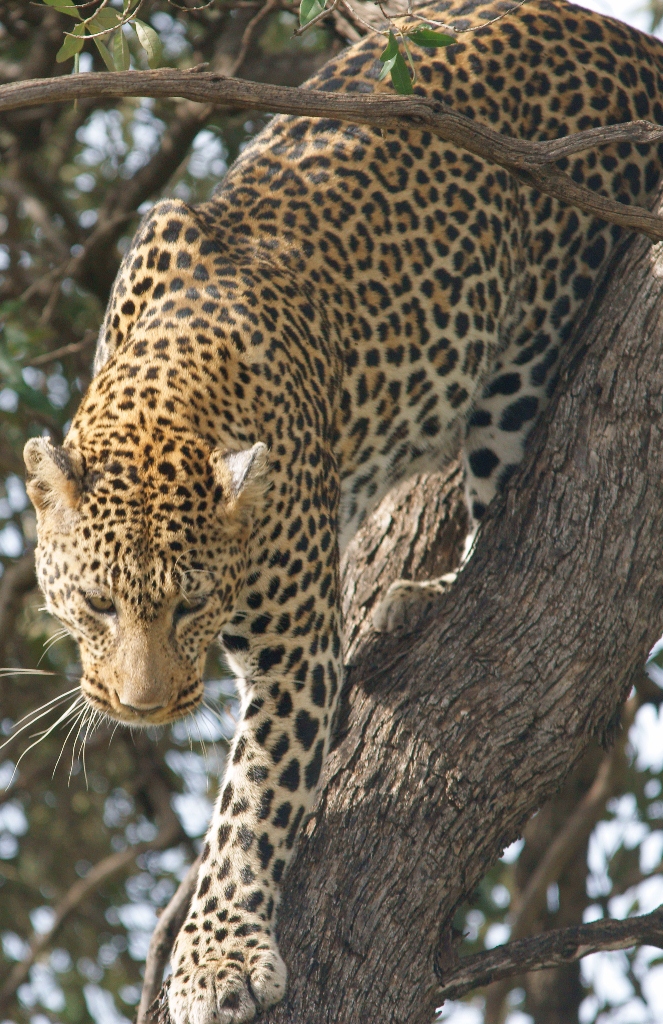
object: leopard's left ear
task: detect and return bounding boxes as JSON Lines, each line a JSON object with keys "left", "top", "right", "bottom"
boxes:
{"left": 23, "top": 438, "right": 84, "bottom": 513}
{"left": 210, "top": 443, "right": 269, "bottom": 504}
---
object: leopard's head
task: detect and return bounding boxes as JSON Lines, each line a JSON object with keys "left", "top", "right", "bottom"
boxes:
{"left": 23, "top": 435, "right": 268, "bottom": 725}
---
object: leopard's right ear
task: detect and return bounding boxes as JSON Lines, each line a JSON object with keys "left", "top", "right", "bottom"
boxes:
{"left": 209, "top": 443, "right": 269, "bottom": 503}
{"left": 23, "top": 438, "right": 84, "bottom": 513}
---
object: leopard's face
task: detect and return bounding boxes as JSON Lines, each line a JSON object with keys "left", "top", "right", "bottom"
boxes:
{"left": 24, "top": 436, "right": 268, "bottom": 726}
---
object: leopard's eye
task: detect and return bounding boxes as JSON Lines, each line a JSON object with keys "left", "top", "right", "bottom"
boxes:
{"left": 84, "top": 593, "right": 116, "bottom": 614}
{"left": 174, "top": 595, "right": 208, "bottom": 621}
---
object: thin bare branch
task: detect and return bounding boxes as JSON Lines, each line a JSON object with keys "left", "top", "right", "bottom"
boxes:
{"left": 436, "top": 908, "right": 663, "bottom": 1002}
{"left": 229, "top": 0, "right": 282, "bottom": 76}
{"left": 137, "top": 854, "right": 202, "bottom": 1024}
{"left": 26, "top": 330, "right": 97, "bottom": 367}
{"left": 0, "top": 72, "right": 663, "bottom": 239}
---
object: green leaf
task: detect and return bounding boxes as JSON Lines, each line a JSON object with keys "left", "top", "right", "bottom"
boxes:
{"left": 94, "top": 37, "right": 116, "bottom": 72}
{"left": 406, "top": 26, "right": 455, "bottom": 47}
{"left": 378, "top": 32, "right": 413, "bottom": 95}
{"left": 43, "top": 0, "right": 81, "bottom": 16}
{"left": 299, "top": 0, "right": 325, "bottom": 28}
{"left": 389, "top": 52, "right": 414, "bottom": 95}
{"left": 113, "top": 29, "right": 131, "bottom": 72}
{"left": 88, "top": 10, "right": 122, "bottom": 32}
{"left": 379, "top": 30, "right": 399, "bottom": 65}
{"left": 56, "top": 22, "right": 86, "bottom": 63}
{"left": 134, "top": 20, "right": 163, "bottom": 69}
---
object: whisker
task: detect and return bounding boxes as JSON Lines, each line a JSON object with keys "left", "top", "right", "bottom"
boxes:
{"left": 42, "top": 628, "right": 69, "bottom": 646}
{"left": 94, "top": 710, "right": 110, "bottom": 742}
{"left": 69, "top": 707, "right": 91, "bottom": 786}
{"left": 193, "top": 714, "right": 209, "bottom": 773}
{"left": 0, "top": 687, "right": 81, "bottom": 753}
{"left": 201, "top": 702, "right": 231, "bottom": 746}
{"left": 199, "top": 700, "right": 223, "bottom": 733}
{"left": 202, "top": 699, "right": 226, "bottom": 726}
{"left": 9, "top": 684, "right": 79, "bottom": 726}
{"left": 37, "top": 630, "right": 71, "bottom": 666}
{"left": 0, "top": 668, "right": 56, "bottom": 677}
{"left": 80, "top": 710, "right": 96, "bottom": 789}
{"left": 41, "top": 632, "right": 69, "bottom": 651}
{"left": 52, "top": 707, "right": 87, "bottom": 777}
{"left": 28, "top": 698, "right": 85, "bottom": 741}
{"left": 84, "top": 707, "right": 102, "bottom": 750}
{"left": 11, "top": 698, "right": 84, "bottom": 780}
{"left": 78, "top": 705, "right": 99, "bottom": 771}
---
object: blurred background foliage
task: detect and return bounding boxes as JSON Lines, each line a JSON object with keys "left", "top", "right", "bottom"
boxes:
{"left": 1, "top": 2, "right": 663, "bottom": 1024}
{"left": 0, "top": 3, "right": 344, "bottom": 1024}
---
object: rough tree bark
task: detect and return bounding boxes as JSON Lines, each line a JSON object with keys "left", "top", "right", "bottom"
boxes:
{"left": 149, "top": 196, "right": 663, "bottom": 1024}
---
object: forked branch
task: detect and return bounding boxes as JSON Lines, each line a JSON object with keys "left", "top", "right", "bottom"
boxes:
{"left": 137, "top": 854, "right": 202, "bottom": 1024}
{"left": 1, "top": 71, "right": 663, "bottom": 238}
{"left": 436, "top": 908, "right": 663, "bottom": 1001}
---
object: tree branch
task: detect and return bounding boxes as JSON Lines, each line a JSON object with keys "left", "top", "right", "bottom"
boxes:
{"left": 26, "top": 330, "right": 97, "bottom": 367}
{"left": 436, "top": 909, "right": 663, "bottom": 1001}
{"left": 137, "top": 463, "right": 467, "bottom": 1023}
{"left": 44, "top": 8, "right": 331, "bottom": 301}
{"left": 0, "top": 72, "right": 663, "bottom": 238}
{"left": 137, "top": 854, "right": 203, "bottom": 1024}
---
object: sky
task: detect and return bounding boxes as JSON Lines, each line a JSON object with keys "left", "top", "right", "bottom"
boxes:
{"left": 574, "top": 0, "right": 658, "bottom": 35}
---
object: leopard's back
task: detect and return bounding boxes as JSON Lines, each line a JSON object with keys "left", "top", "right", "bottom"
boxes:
{"left": 98, "top": 0, "right": 663, "bottom": 541}
{"left": 212, "top": 0, "right": 663, "bottom": 531}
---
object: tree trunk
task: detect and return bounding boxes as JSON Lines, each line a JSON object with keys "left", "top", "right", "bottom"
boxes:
{"left": 156, "top": 198, "right": 663, "bottom": 1023}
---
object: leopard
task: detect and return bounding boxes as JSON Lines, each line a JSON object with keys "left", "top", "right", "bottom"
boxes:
{"left": 23, "top": 0, "right": 663, "bottom": 1020}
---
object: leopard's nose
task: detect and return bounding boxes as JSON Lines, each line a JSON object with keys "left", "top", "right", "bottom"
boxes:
{"left": 114, "top": 690, "right": 165, "bottom": 713}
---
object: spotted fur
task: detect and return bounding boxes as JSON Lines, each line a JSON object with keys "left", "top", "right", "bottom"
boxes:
{"left": 24, "top": 1, "right": 663, "bottom": 1019}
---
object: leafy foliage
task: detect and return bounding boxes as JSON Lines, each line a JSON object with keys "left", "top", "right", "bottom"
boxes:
{"left": 43, "top": 0, "right": 165, "bottom": 71}
{"left": 0, "top": 4, "right": 337, "bottom": 1022}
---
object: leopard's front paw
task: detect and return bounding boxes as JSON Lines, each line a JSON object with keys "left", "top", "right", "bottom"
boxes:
{"left": 169, "top": 938, "right": 286, "bottom": 1024}
{"left": 372, "top": 573, "right": 457, "bottom": 633}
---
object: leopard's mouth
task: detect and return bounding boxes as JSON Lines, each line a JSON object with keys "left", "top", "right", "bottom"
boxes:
{"left": 80, "top": 681, "right": 204, "bottom": 727}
